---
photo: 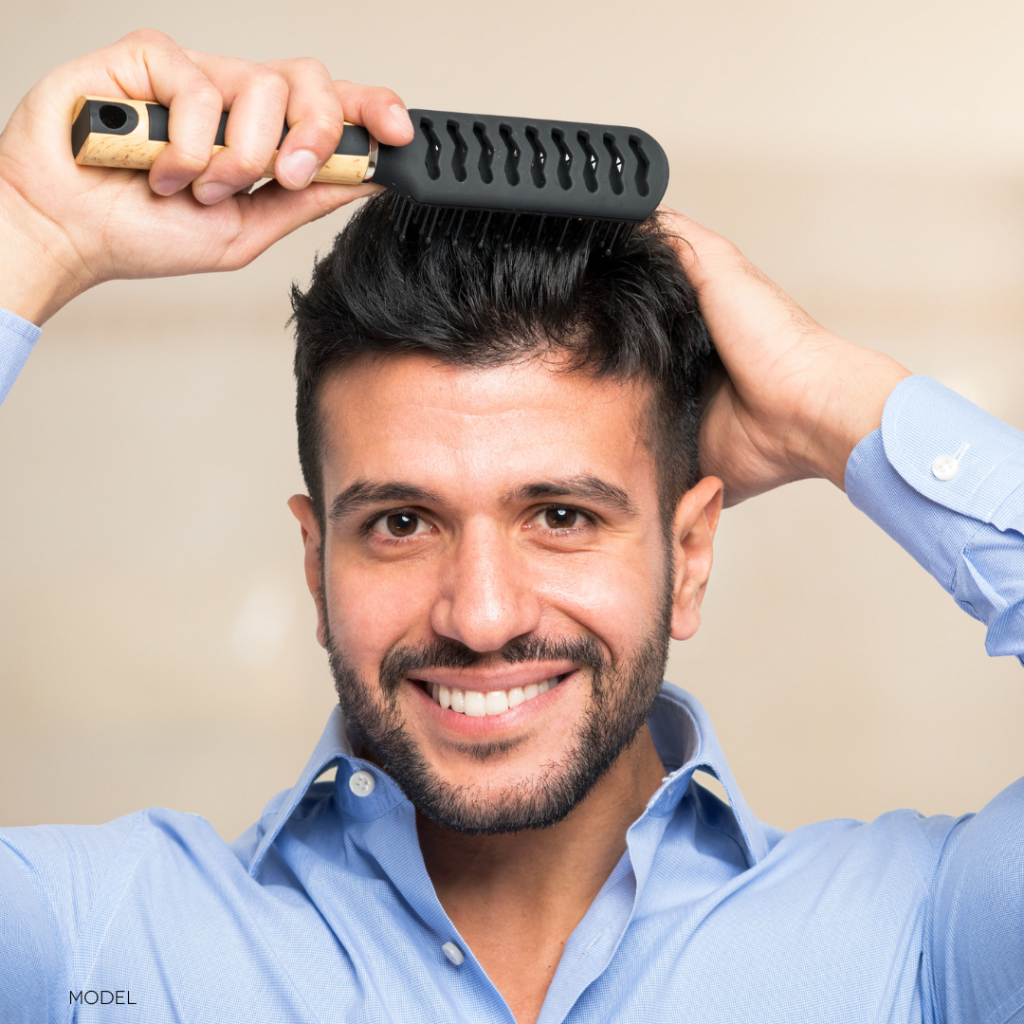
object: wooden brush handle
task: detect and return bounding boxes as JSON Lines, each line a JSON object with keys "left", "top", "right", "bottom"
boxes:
{"left": 71, "top": 96, "right": 375, "bottom": 185}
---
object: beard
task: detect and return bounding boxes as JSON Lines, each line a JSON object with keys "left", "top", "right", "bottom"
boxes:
{"left": 325, "top": 602, "right": 672, "bottom": 836}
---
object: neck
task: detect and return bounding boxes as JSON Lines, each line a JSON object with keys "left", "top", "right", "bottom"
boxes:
{"left": 416, "top": 724, "right": 666, "bottom": 1024}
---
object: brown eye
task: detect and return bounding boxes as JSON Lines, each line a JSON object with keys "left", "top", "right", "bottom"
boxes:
{"left": 544, "top": 508, "right": 578, "bottom": 529}
{"left": 385, "top": 513, "right": 419, "bottom": 537}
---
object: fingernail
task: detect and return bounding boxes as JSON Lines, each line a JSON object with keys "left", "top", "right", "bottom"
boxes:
{"left": 390, "top": 103, "right": 414, "bottom": 137}
{"left": 195, "top": 181, "right": 235, "bottom": 205}
{"left": 279, "top": 149, "right": 321, "bottom": 187}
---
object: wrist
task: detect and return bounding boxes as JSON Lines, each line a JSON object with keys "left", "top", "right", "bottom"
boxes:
{"left": 0, "top": 177, "right": 88, "bottom": 324}
{"left": 798, "top": 343, "right": 911, "bottom": 489}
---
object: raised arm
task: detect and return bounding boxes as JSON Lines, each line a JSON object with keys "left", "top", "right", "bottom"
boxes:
{"left": 670, "top": 208, "right": 1024, "bottom": 664}
{"left": 671, "top": 207, "right": 1024, "bottom": 1022}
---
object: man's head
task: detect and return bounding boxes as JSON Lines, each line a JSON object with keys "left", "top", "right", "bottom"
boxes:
{"left": 288, "top": 195, "right": 721, "bottom": 834}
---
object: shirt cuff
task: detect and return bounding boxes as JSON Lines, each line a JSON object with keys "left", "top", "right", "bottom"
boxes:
{"left": 846, "top": 375, "right": 1024, "bottom": 595}
{"left": 0, "top": 308, "right": 42, "bottom": 406}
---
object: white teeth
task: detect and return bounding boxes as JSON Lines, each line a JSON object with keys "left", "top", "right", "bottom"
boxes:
{"left": 463, "top": 690, "right": 486, "bottom": 717}
{"left": 426, "top": 675, "right": 563, "bottom": 716}
{"left": 484, "top": 690, "right": 509, "bottom": 715}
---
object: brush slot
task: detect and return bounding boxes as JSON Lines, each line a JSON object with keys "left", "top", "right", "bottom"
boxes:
{"left": 499, "top": 125, "right": 520, "bottom": 186}
{"left": 473, "top": 123, "right": 495, "bottom": 185}
{"left": 420, "top": 117, "right": 442, "bottom": 181}
{"left": 629, "top": 135, "right": 650, "bottom": 197}
{"left": 577, "top": 131, "right": 599, "bottom": 193}
{"left": 550, "top": 128, "right": 573, "bottom": 190}
{"left": 447, "top": 120, "right": 468, "bottom": 182}
{"left": 604, "top": 133, "right": 625, "bottom": 195}
{"left": 525, "top": 126, "right": 546, "bottom": 188}
{"left": 99, "top": 104, "right": 129, "bottom": 131}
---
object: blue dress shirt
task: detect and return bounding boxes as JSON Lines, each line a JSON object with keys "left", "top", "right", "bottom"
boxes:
{"left": 2, "top": 311, "right": 1023, "bottom": 1024}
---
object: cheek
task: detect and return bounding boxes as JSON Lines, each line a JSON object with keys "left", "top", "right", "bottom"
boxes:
{"left": 535, "top": 546, "right": 667, "bottom": 658}
{"left": 323, "top": 550, "right": 437, "bottom": 662}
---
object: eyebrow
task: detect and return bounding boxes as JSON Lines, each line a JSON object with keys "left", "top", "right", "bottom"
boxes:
{"left": 329, "top": 481, "right": 442, "bottom": 521}
{"left": 510, "top": 476, "right": 638, "bottom": 517}
{"left": 328, "top": 474, "right": 639, "bottom": 522}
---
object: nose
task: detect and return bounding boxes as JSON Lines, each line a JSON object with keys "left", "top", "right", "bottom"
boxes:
{"left": 429, "top": 518, "right": 542, "bottom": 653}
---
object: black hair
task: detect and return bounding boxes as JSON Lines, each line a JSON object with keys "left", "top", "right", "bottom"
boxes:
{"left": 291, "top": 193, "right": 714, "bottom": 528}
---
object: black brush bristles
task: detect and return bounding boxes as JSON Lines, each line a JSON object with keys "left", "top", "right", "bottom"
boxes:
{"left": 382, "top": 194, "right": 637, "bottom": 256}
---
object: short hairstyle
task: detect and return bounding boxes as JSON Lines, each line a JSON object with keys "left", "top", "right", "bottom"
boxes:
{"left": 291, "top": 194, "right": 715, "bottom": 528}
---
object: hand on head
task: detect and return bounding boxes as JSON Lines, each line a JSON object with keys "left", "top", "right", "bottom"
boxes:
{"left": 0, "top": 28, "right": 414, "bottom": 324}
{"left": 659, "top": 207, "right": 911, "bottom": 503}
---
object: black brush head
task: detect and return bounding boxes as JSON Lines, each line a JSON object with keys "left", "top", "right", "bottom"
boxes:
{"left": 373, "top": 109, "right": 669, "bottom": 227}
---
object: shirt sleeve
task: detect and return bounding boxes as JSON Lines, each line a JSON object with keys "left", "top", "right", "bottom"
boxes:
{"left": 0, "top": 307, "right": 42, "bottom": 407}
{"left": 846, "top": 377, "right": 1024, "bottom": 1022}
{"left": 0, "top": 818, "right": 142, "bottom": 1024}
{"left": 846, "top": 375, "right": 1024, "bottom": 664}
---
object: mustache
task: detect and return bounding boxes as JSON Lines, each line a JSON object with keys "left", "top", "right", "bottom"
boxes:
{"left": 378, "top": 634, "right": 606, "bottom": 699}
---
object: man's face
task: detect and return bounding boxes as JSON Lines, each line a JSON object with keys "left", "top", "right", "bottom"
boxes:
{"left": 292, "top": 352, "right": 717, "bottom": 833}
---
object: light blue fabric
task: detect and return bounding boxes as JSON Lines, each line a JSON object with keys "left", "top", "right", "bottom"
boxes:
{"left": 2, "top": 323, "right": 1023, "bottom": 1023}
{"left": 0, "top": 308, "right": 40, "bottom": 406}
{"left": 847, "top": 376, "right": 1024, "bottom": 663}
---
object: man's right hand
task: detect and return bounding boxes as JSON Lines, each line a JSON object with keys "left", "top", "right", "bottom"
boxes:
{"left": 0, "top": 29, "right": 415, "bottom": 325}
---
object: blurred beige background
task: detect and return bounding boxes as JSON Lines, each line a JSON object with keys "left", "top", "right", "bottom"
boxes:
{"left": 1, "top": 0, "right": 1022, "bottom": 840}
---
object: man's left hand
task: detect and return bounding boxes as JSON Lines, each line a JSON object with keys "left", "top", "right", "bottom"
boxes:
{"left": 663, "top": 207, "right": 911, "bottom": 506}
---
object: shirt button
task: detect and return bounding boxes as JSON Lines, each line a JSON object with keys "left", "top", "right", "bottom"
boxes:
{"left": 932, "top": 453, "right": 960, "bottom": 480}
{"left": 349, "top": 770, "right": 376, "bottom": 797}
{"left": 441, "top": 941, "right": 465, "bottom": 966}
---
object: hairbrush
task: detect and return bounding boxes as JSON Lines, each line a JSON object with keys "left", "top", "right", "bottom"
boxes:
{"left": 71, "top": 97, "right": 669, "bottom": 246}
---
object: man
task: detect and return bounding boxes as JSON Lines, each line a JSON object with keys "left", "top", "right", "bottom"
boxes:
{"left": 1, "top": 30, "right": 1022, "bottom": 1024}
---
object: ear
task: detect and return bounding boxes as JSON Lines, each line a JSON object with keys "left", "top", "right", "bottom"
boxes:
{"left": 669, "top": 476, "right": 724, "bottom": 641}
{"left": 287, "top": 494, "right": 328, "bottom": 649}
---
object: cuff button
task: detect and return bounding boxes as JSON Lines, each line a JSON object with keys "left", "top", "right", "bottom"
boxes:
{"left": 931, "top": 453, "right": 960, "bottom": 480}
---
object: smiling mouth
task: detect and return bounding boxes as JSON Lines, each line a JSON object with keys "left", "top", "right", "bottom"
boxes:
{"left": 417, "top": 675, "right": 568, "bottom": 717}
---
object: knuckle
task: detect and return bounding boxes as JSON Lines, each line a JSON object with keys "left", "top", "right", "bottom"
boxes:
{"left": 231, "top": 151, "right": 269, "bottom": 179}
{"left": 365, "top": 85, "right": 402, "bottom": 107}
{"left": 307, "top": 111, "right": 344, "bottom": 146}
{"left": 195, "top": 85, "right": 224, "bottom": 111}
{"left": 122, "top": 27, "right": 173, "bottom": 46}
{"left": 292, "top": 56, "right": 330, "bottom": 77}
{"left": 250, "top": 66, "right": 288, "bottom": 98}
{"left": 169, "top": 150, "right": 210, "bottom": 179}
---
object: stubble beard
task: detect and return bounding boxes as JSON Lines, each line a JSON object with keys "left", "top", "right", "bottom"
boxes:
{"left": 324, "top": 600, "right": 672, "bottom": 836}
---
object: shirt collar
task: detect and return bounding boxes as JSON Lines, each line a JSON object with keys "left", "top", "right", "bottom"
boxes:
{"left": 648, "top": 683, "right": 770, "bottom": 866}
{"left": 247, "top": 682, "right": 768, "bottom": 877}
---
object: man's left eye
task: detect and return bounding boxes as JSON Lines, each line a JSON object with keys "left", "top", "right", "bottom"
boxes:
{"left": 538, "top": 507, "right": 583, "bottom": 529}
{"left": 370, "top": 512, "right": 430, "bottom": 538}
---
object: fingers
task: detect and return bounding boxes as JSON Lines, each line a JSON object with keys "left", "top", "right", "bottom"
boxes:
{"left": 657, "top": 205, "right": 743, "bottom": 288}
{"left": 177, "top": 52, "right": 413, "bottom": 201}
{"left": 182, "top": 52, "right": 292, "bottom": 202}
{"left": 263, "top": 58, "right": 346, "bottom": 189}
{"left": 333, "top": 80, "right": 415, "bottom": 147}
{"left": 86, "top": 30, "right": 226, "bottom": 197}
{"left": 56, "top": 32, "right": 412, "bottom": 206}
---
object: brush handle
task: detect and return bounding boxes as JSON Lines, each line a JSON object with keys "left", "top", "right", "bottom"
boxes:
{"left": 70, "top": 97, "right": 376, "bottom": 185}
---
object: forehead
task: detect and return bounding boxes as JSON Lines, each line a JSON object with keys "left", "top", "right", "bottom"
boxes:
{"left": 316, "top": 352, "right": 656, "bottom": 501}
